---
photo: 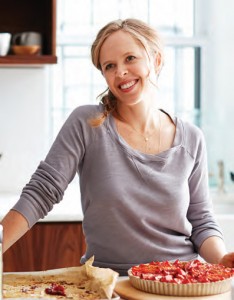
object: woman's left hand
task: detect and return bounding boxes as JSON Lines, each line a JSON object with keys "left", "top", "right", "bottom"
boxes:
{"left": 219, "top": 252, "right": 234, "bottom": 267}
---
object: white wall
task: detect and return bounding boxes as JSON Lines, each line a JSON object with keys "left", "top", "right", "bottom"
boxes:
{"left": 0, "top": 67, "right": 51, "bottom": 192}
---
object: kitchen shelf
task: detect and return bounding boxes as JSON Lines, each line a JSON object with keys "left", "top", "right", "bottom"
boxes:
{"left": 0, "top": 0, "right": 57, "bottom": 66}
{"left": 0, "top": 55, "right": 57, "bottom": 66}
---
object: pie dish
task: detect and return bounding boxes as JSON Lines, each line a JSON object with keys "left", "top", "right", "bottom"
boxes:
{"left": 128, "top": 259, "right": 234, "bottom": 296}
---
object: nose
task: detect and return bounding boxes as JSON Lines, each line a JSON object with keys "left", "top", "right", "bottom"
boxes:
{"left": 116, "top": 65, "right": 128, "bottom": 78}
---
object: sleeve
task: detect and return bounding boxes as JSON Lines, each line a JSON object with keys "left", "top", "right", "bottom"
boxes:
{"left": 186, "top": 126, "right": 223, "bottom": 251}
{"left": 12, "top": 107, "right": 89, "bottom": 228}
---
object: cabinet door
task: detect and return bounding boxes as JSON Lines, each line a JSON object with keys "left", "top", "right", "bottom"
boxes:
{"left": 3, "top": 222, "right": 86, "bottom": 272}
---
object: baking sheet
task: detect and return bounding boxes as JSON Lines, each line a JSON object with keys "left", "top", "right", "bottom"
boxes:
{"left": 3, "top": 258, "right": 120, "bottom": 300}
{"left": 5, "top": 294, "right": 120, "bottom": 300}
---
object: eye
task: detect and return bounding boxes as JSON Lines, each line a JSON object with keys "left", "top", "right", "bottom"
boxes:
{"left": 126, "top": 55, "right": 136, "bottom": 62}
{"left": 105, "top": 63, "right": 114, "bottom": 71}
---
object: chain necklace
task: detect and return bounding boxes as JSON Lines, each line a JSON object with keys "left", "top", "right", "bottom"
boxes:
{"left": 116, "top": 109, "right": 162, "bottom": 154}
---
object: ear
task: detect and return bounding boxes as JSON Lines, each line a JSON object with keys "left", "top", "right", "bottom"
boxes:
{"left": 154, "top": 53, "right": 162, "bottom": 75}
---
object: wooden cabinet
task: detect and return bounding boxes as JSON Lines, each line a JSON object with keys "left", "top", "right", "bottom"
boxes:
{"left": 3, "top": 222, "right": 86, "bottom": 272}
{"left": 0, "top": 0, "right": 57, "bottom": 66}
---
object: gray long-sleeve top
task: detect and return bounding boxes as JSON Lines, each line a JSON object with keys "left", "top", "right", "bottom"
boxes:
{"left": 13, "top": 104, "right": 223, "bottom": 274}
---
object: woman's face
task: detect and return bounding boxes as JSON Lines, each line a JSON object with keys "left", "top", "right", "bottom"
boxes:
{"left": 99, "top": 30, "right": 157, "bottom": 107}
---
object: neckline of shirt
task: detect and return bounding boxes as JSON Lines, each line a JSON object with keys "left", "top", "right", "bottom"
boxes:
{"left": 106, "top": 110, "right": 183, "bottom": 162}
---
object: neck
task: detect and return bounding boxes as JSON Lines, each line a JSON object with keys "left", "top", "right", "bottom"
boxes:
{"left": 115, "top": 108, "right": 162, "bottom": 154}
{"left": 116, "top": 104, "right": 160, "bottom": 135}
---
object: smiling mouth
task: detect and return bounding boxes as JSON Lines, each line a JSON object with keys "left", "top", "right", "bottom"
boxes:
{"left": 119, "top": 80, "right": 137, "bottom": 90}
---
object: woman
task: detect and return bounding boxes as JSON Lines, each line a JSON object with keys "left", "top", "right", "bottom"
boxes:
{"left": 1, "top": 19, "right": 234, "bottom": 275}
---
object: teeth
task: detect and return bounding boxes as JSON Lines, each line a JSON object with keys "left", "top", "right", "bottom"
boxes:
{"left": 120, "top": 80, "right": 135, "bottom": 90}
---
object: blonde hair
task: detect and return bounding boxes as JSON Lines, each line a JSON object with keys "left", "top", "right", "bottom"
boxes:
{"left": 89, "top": 18, "right": 164, "bottom": 127}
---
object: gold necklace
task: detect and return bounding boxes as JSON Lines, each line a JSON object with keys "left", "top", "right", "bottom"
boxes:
{"left": 117, "top": 110, "right": 162, "bottom": 153}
